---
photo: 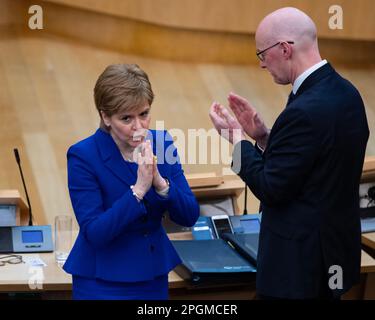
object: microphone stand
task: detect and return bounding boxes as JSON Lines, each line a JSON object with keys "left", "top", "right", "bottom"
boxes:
{"left": 14, "top": 148, "right": 33, "bottom": 226}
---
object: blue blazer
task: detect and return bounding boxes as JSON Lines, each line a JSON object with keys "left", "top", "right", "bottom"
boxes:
{"left": 63, "top": 129, "right": 199, "bottom": 282}
{"left": 233, "top": 63, "right": 369, "bottom": 298}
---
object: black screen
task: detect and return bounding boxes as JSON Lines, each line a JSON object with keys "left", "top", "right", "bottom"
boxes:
{"left": 213, "top": 218, "right": 232, "bottom": 239}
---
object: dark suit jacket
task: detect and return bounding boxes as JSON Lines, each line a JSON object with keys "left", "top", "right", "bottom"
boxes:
{"left": 63, "top": 129, "right": 199, "bottom": 282}
{"left": 232, "top": 63, "right": 369, "bottom": 298}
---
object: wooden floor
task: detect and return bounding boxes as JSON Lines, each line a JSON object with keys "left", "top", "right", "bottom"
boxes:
{"left": 0, "top": 25, "right": 374, "bottom": 225}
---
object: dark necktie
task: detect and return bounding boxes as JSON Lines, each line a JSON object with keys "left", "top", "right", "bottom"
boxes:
{"left": 286, "top": 91, "right": 296, "bottom": 106}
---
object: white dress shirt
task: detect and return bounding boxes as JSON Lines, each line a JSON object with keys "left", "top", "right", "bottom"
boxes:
{"left": 292, "top": 59, "right": 328, "bottom": 94}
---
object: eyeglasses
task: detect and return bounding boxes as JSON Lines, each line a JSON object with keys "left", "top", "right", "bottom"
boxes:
{"left": 0, "top": 255, "right": 23, "bottom": 266}
{"left": 256, "top": 41, "right": 294, "bottom": 61}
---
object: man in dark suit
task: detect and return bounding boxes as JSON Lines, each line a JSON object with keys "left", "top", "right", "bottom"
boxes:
{"left": 209, "top": 7, "right": 369, "bottom": 299}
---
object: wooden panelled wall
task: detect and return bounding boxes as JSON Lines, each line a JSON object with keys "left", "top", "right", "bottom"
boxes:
{"left": 45, "top": 0, "right": 375, "bottom": 40}
{"left": 2, "top": 0, "right": 375, "bottom": 65}
{"left": 0, "top": 0, "right": 374, "bottom": 225}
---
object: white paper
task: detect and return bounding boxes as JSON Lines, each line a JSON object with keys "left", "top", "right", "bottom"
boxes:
{"left": 22, "top": 255, "right": 47, "bottom": 267}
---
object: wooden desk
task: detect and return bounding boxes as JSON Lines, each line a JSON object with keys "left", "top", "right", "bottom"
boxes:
{"left": 346, "top": 250, "right": 375, "bottom": 300}
{"left": 0, "top": 252, "right": 187, "bottom": 292}
{"left": 0, "top": 252, "right": 254, "bottom": 299}
{"left": 362, "top": 232, "right": 375, "bottom": 250}
{"left": 0, "top": 250, "right": 374, "bottom": 299}
{"left": 343, "top": 232, "right": 375, "bottom": 299}
{"left": 361, "top": 250, "right": 375, "bottom": 273}
{"left": 0, "top": 253, "right": 71, "bottom": 293}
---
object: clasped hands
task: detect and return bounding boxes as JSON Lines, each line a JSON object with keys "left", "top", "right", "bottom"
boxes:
{"left": 209, "top": 92, "right": 269, "bottom": 147}
{"left": 132, "top": 140, "right": 168, "bottom": 200}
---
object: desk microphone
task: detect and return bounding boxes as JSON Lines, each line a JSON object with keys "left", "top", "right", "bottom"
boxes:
{"left": 14, "top": 148, "right": 33, "bottom": 226}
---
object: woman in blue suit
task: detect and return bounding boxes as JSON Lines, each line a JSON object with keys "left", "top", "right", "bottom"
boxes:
{"left": 63, "top": 64, "right": 200, "bottom": 300}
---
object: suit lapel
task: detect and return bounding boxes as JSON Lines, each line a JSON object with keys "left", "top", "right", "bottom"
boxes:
{"left": 267, "top": 63, "right": 336, "bottom": 153}
{"left": 294, "top": 63, "right": 335, "bottom": 99}
{"left": 93, "top": 129, "right": 163, "bottom": 203}
{"left": 285, "top": 63, "right": 335, "bottom": 109}
{"left": 94, "top": 129, "right": 137, "bottom": 187}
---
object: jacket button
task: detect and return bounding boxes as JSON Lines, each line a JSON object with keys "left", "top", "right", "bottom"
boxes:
{"left": 150, "top": 245, "right": 155, "bottom": 252}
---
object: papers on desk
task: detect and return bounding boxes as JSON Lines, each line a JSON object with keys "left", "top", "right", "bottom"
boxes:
{"left": 22, "top": 255, "right": 47, "bottom": 267}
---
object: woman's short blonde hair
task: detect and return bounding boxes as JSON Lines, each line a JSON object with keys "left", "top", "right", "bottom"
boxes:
{"left": 94, "top": 64, "right": 154, "bottom": 129}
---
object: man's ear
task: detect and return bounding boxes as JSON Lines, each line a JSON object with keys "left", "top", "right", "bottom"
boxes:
{"left": 282, "top": 42, "right": 292, "bottom": 59}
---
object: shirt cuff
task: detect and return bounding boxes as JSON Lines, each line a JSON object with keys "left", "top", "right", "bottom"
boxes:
{"left": 255, "top": 141, "right": 265, "bottom": 154}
